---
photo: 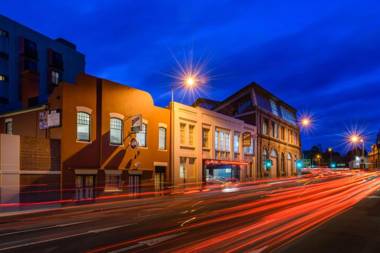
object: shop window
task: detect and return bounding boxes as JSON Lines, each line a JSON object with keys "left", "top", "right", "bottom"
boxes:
{"left": 77, "top": 112, "right": 90, "bottom": 142}
{"left": 158, "top": 126, "right": 167, "bottom": 150}
{"left": 110, "top": 118, "right": 123, "bottom": 145}
{"left": 136, "top": 123, "right": 147, "bottom": 147}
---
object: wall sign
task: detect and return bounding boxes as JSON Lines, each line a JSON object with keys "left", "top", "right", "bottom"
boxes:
{"left": 131, "top": 114, "right": 142, "bottom": 133}
{"left": 39, "top": 111, "right": 48, "bottom": 129}
{"left": 242, "top": 132, "right": 252, "bottom": 147}
{"left": 130, "top": 138, "right": 138, "bottom": 149}
{"left": 48, "top": 110, "right": 61, "bottom": 127}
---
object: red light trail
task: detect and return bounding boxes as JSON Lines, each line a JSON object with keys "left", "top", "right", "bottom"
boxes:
{"left": 88, "top": 171, "right": 380, "bottom": 253}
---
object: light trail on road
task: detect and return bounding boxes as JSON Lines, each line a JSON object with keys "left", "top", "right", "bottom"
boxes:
{"left": 88, "top": 171, "right": 380, "bottom": 253}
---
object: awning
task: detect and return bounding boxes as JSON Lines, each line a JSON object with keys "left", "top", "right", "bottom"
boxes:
{"left": 204, "top": 159, "right": 249, "bottom": 166}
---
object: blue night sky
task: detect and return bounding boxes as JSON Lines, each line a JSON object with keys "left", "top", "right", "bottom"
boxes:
{"left": 2, "top": 0, "right": 380, "bottom": 153}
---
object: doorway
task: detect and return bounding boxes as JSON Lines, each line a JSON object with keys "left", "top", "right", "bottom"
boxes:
{"left": 75, "top": 175, "right": 95, "bottom": 200}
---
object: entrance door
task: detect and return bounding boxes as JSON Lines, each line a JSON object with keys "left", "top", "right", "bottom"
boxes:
{"left": 128, "top": 175, "right": 141, "bottom": 195}
{"left": 154, "top": 166, "right": 166, "bottom": 193}
{"left": 75, "top": 175, "right": 95, "bottom": 200}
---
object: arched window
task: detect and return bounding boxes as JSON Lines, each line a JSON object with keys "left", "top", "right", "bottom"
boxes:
{"left": 110, "top": 118, "right": 123, "bottom": 145}
{"left": 77, "top": 112, "right": 90, "bottom": 141}
{"left": 271, "top": 149, "right": 278, "bottom": 157}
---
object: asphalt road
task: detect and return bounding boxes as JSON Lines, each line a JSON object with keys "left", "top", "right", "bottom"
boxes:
{"left": 0, "top": 170, "right": 378, "bottom": 253}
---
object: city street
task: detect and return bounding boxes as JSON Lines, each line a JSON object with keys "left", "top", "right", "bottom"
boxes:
{"left": 0, "top": 171, "right": 379, "bottom": 253}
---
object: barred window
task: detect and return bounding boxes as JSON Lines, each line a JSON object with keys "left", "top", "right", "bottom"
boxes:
{"left": 77, "top": 112, "right": 90, "bottom": 141}
{"left": 136, "top": 123, "right": 147, "bottom": 147}
{"left": 110, "top": 118, "right": 123, "bottom": 145}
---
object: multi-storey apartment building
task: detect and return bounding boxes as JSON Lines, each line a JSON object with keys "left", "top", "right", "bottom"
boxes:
{"left": 171, "top": 102, "right": 256, "bottom": 187}
{"left": 198, "top": 83, "right": 301, "bottom": 178}
{"left": 0, "top": 15, "right": 85, "bottom": 112}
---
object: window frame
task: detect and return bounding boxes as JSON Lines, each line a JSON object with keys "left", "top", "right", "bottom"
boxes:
{"left": 4, "top": 119, "right": 12, "bottom": 135}
{"left": 136, "top": 122, "right": 148, "bottom": 148}
{"left": 76, "top": 111, "right": 91, "bottom": 142}
{"left": 158, "top": 126, "right": 167, "bottom": 150}
{"left": 110, "top": 117, "right": 123, "bottom": 146}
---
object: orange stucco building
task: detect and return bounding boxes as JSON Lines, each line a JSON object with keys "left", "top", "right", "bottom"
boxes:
{"left": 0, "top": 74, "right": 170, "bottom": 202}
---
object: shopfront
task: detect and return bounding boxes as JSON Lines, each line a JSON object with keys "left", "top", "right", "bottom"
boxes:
{"left": 203, "top": 159, "right": 248, "bottom": 183}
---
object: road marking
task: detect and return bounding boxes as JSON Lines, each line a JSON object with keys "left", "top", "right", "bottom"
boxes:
{"left": 0, "top": 224, "right": 133, "bottom": 252}
{"left": 110, "top": 232, "right": 186, "bottom": 253}
{"left": 367, "top": 195, "right": 380, "bottom": 199}
{"left": 250, "top": 246, "right": 269, "bottom": 253}
{"left": 180, "top": 217, "right": 196, "bottom": 227}
{"left": 0, "top": 220, "right": 90, "bottom": 237}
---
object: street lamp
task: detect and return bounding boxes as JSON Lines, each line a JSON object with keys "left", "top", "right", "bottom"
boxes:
{"left": 301, "top": 117, "right": 311, "bottom": 127}
{"left": 316, "top": 154, "right": 321, "bottom": 167}
{"left": 171, "top": 75, "right": 199, "bottom": 102}
{"left": 328, "top": 147, "right": 333, "bottom": 165}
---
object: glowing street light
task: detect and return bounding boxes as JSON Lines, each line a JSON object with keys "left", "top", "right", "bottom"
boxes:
{"left": 350, "top": 134, "right": 360, "bottom": 144}
{"left": 185, "top": 76, "right": 195, "bottom": 87}
{"left": 301, "top": 117, "right": 311, "bottom": 127}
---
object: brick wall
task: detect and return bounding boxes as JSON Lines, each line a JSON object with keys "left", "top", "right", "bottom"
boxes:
{"left": 20, "top": 136, "right": 60, "bottom": 171}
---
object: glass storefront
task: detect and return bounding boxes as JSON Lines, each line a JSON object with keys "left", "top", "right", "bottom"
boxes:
{"left": 205, "top": 165, "right": 240, "bottom": 183}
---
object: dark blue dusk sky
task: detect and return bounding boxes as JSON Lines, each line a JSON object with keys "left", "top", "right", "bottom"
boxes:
{"left": 2, "top": 0, "right": 380, "bottom": 153}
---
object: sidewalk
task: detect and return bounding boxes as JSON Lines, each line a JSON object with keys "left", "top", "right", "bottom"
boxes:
{"left": 275, "top": 188, "right": 380, "bottom": 253}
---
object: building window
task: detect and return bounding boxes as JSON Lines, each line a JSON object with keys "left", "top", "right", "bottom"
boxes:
{"left": 105, "top": 174, "right": 121, "bottom": 192}
{"left": 0, "top": 29, "right": 8, "bottom": 37}
{"left": 179, "top": 157, "right": 186, "bottom": 179}
{"left": 51, "top": 70, "right": 61, "bottom": 85}
{"left": 234, "top": 133, "right": 240, "bottom": 153}
{"left": 77, "top": 112, "right": 90, "bottom": 142}
{"left": 202, "top": 128, "right": 209, "bottom": 149}
{"left": 158, "top": 127, "right": 167, "bottom": 150}
{"left": 0, "top": 52, "right": 8, "bottom": 60}
{"left": 225, "top": 132, "right": 230, "bottom": 152}
{"left": 271, "top": 122, "right": 275, "bottom": 137}
{"left": 0, "top": 74, "right": 7, "bottom": 82}
{"left": 180, "top": 123, "right": 186, "bottom": 145}
{"left": 23, "top": 39, "right": 38, "bottom": 59}
{"left": 215, "top": 129, "right": 230, "bottom": 152}
{"left": 110, "top": 118, "right": 123, "bottom": 145}
{"left": 244, "top": 138, "right": 254, "bottom": 155}
{"left": 5, "top": 120, "right": 12, "bottom": 134}
{"left": 262, "top": 119, "right": 268, "bottom": 135}
{"left": 281, "top": 126, "right": 285, "bottom": 140}
{"left": 136, "top": 123, "right": 147, "bottom": 147}
{"left": 215, "top": 130, "right": 219, "bottom": 151}
{"left": 189, "top": 125, "right": 195, "bottom": 146}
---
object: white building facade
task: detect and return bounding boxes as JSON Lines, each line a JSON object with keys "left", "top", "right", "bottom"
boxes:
{"left": 171, "top": 102, "right": 256, "bottom": 187}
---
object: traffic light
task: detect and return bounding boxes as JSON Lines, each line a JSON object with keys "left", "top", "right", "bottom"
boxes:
{"left": 296, "top": 160, "right": 304, "bottom": 170}
{"left": 330, "top": 163, "right": 337, "bottom": 169}
{"left": 265, "top": 159, "right": 272, "bottom": 170}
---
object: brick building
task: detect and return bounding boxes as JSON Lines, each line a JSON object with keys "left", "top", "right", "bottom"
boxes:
{"left": 0, "top": 74, "right": 170, "bottom": 203}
